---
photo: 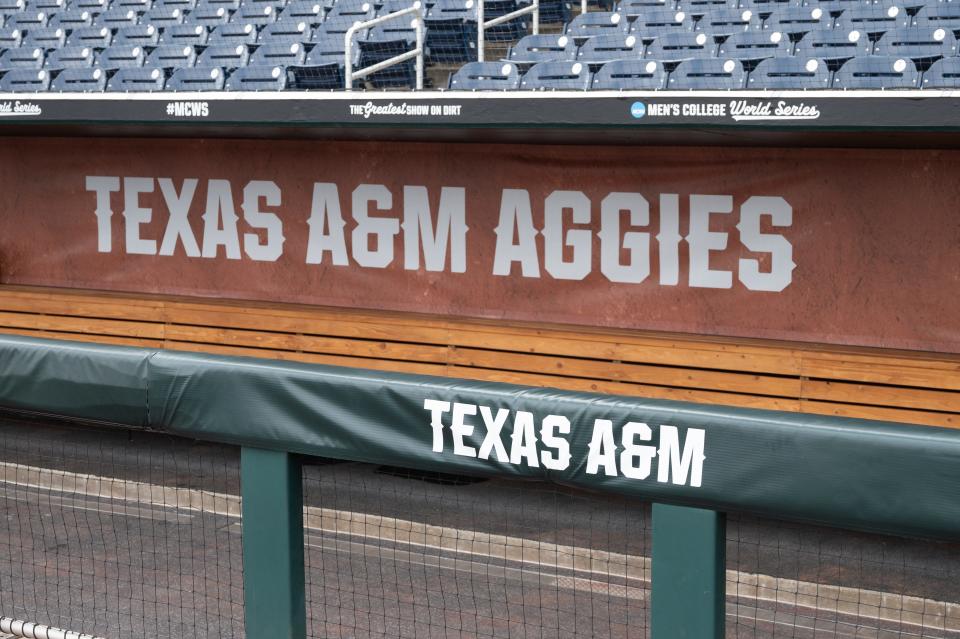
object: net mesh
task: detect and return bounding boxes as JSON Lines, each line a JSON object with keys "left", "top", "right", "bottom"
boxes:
{"left": 302, "top": 459, "right": 652, "bottom": 638}
{"left": 0, "top": 411, "right": 244, "bottom": 639}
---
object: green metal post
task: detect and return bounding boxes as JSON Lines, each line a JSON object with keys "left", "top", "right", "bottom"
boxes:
{"left": 241, "top": 447, "right": 306, "bottom": 639}
{"left": 651, "top": 503, "right": 726, "bottom": 639}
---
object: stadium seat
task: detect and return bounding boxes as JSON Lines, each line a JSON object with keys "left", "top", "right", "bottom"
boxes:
{"left": 327, "top": 0, "right": 374, "bottom": 19}
{"left": 154, "top": 0, "right": 196, "bottom": 10}
{"left": 448, "top": 60, "right": 520, "bottom": 88}
{"left": 717, "top": 29, "right": 792, "bottom": 60}
{"left": 424, "top": 0, "right": 474, "bottom": 63}
{"left": 141, "top": 5, "right": 185, "bottom": 26}
{"left": 763, "top": 6, "right": 831, "bottom": 36}
{"left": 0, "top": 27, "right": 22, "bottom": 48}
{"left": 615, "top": 0, "right": 671, "bottom": 22}
{"left": 197, "top": 42, "right": 249, "bottom": 65}
{"left": 737, "top": 0, "right": 796, "bottom": 12}
{"left": 833, "top": 55, "right": 919, "bottom": 88}
{"left": 209, "top": 21, "right": 259, "bottom": 42}
{"left": 146, "top": 42, "right": 197, "bottom": 66}
{"left": 645, "top": 31, "right": 716, "bottom": 59}
{"left": 50, "top": 65, "right": 107, "bottom": 90}
{"left": 259, "top": 18, "right": 311, "bottom": 41}
{"left": 48, "top": 9, "right": 93, "bottom": 28}
{"left": 873, "top": 26, "right": 957, "bottom": 61}
{"left": 249, "top": 40, "right": 306, "bottom": 65}
{"left": 565, "top": 11, "right": 628, "bottom": 40}
{"left": 278, "top": 0, "right": 324, "bottom": 24}
{"left": 746, "top": 55, "right": 831, "bottom": 88}
{"left": 922, "top": 55, "right": 960, "bottom": 88}
{"left": 629, "top": 9, "right": 692, "bottom": 36}
{"left": 113, "top": 0, "right": 153, "bottom": 12}
{"left": 93, "top": 7, "right": 138, "bottom": 26}
{"left": 794, "top": 28, "right": 866, "bottom": 63}
{"left": 0, "top": 67, "right": 50, "bottom": 89}
{"left": 71, "top": 0, "right": 107, "bottom": 12}
{"left": 675, "top": 0, "right": 729, "bottom": 14}
{"left": 26, "top": 0, "right": 63, "bottom": 11}
{"left": 44, "top": 45, "right": 95, "bottom": 68}
{"left": 96, "top": 44, "right": 146, "bottom": 68}
{"left": 286, "top": 60, "right": 343, "bottom": 86}
{"left": 377, "top": 0, "right": 422, "bottom": 16}
{"left": 358, "top": 21, "right": 418, "bottom": 87}
{"left": 114, "top": 23, "right": 160, "bottom": 44}
{"left": 224, "top": 63, "right": 287, "bottom": 88}
{"left": 694, "top": 8, "right": 757, "bottom": 36}
{"left": 186, "top": 3, "right": 230, "bottom": 23}
{"left": 106, "top": 65, "right": 166, "bottom": 89}
{"left": 231, "top": 2, "right": 275, "bottom": 22}
{"left": 23, "top": 26, "right": 65, "bottom": 48}
{"left": 520, "top": 59, "right": 592, "bottom": 89}
{"left": 160, "top": 23, "right": 210, "bottom": 44}
{"left": 167, "top": 64, "right": 225, "bottom": 88}
{"left": 667, "top": 57, "right": 746, "bottom": 88}
{"left": 912, "top": 4, "right": 960, "bottom": 34}
{"left": 200, "top": 0, "right": 240, "bottom": 10}
{"left": 65, "top": 25, "right": 113, "bottom": 47}
{"left": 835, "top": 4, "right": 905, "bottom": 36}
{"left": 0, "top": 0, "right": 24, "bottom": 13}
{"left": 239, "top": 0, "right": 285, "bottom": 10}
{"left": 507, "top": 34, "right": 576, "bottom": 65}
{"left": 0, "top": 45, "right": 43, "bottom": 69}
{"left": 6, "top": 10, "right": 48, "bottom": 29}
{"left": 590, "top": 57, "right": 666, "bottom": 88}
{"left": 576, "top": 33, "right": 642, "bottom": 64}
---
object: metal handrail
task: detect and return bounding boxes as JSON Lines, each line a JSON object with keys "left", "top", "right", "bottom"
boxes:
{"left": 344, "top": 3, "right": 425, "bottom": 90}
{"left": 477, "top": 0, "right": 539, "bottom": 62}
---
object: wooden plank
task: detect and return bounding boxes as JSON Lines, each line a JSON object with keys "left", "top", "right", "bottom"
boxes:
{"left": 799, "top": 400, "right": 959, "bottom": 430}
{"left": 801, "top": 380, "right": 960, "bottom": 413}
{"left": 0, "top": 327, "right": 164, "bottom": 349}
{"left": 0, "top": 311, "right": 165, "bottom": 339}
{"left": 802, "top": 357, "right": 960, "bottom": 392}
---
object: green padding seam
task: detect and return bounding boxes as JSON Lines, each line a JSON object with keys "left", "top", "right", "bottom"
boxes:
{"left": 1, "top": 334, "right": 958, "bottom": 541}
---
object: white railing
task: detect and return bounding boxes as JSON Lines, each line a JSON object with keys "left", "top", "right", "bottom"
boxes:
{"left": 344, "top": 3, "right": 425, "bottom": 90}
{"left": 477, "top": 0, "right": 539, "bottom": 62}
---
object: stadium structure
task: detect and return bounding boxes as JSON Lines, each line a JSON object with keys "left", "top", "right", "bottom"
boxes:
{"left": 0, "top": 0, "right": 958, "bottom": 636}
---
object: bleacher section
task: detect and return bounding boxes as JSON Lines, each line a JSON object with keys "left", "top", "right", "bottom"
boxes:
{"left": 2, "top": 0, "right": 959, "bottom": 90}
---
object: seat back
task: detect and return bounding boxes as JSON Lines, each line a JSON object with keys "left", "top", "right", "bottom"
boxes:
{"left": 717, "top": 29, "right": 791, "bottom": 59}
{"left": 667, "top": 57, "right": 746, "bottom": 88}
{"left": 566, "top": 11, "right": 628, "bottom": 39}
{"left": 509, "top": 33, "right": 575, "bottom": 63}
{"left": 0, "top": 66, "right": 49, "bottom": 89}
{"left": 167, "top": 64, "right": 225, "bottom": 88}
{"left": 48, "top": 8, "right": 93, "bottom": 28}
{"left": 0, "top": 26, "right": 23, "bottom": 48}
{"left": 279, "top": 0, "right": 325, "bottom": 23}
{"left": 92, "top": 7, "right": 137, "bottom": 26}
{"left": 764, "top": 5, "right": 830, "bottom": 35}
{"left": 746, "top": 55, "right": 830, "bottom": 88}
{"left": 146, "top": 42, "right": 197, "bottom": 66}
{"left": 577, "top": 33, "right": 642, "bottom": 62}
{"left": 259, "top": 18, "right": 311, "bottom": 41}
{"left": 106, "top": 64, "right": 166, "bottom": 89}
{"left": 833, "top": 55, "right": 919, "bottom": 88}
{"left": 44, "top": 44, "right": 95, "bottom": 68}
{"left": 197, "top": 41, "right": 249, "bottom": 65}
{"left": 520, "top": 59, "right": 592, "bottom": 89}
{"left": 249, "top": 40, "right": 305, "bottom": 64}
{"left": 114, "top": 23, "right": 160, "bottom": 45}
{"left": 96, "top": 43, "right": 146, "bottom": 68}
{"left": 835, "top": 4, "right": 905, "bottom": 35}
{"left": 0, "top": 44, "right": 43, "bottom": 68}
{"left": 143, "top": 5, "right": 186, "bottom": 26}
{"left": 224, "top": 62, "right": 286, "bottom": 88}
{"left": 591, "top": 57, "right": 666, "bottom": 88}
{"left": 449, "top": 60, "right": 520, "bottom": 88}
{"left": 694, "top": 8, "right": 757, "bottom": 35}
{"left": 7, "top": 9, "right": 47, "bottom": 29}
{"left": 873, "top": 26, "right": 957, "bottom": 60}
{"left": 645, "top": 31, "right": 715, "bottom": 59}
{"left": 51, "top": 65, "right": 107, "bottom": 90}
{"left": 209, "top": 20, "right": 258, "bottom": 42}
{"left": 629, "top": 8, "right": 691, "bottom": 34}
{"left": 65, "top": 25, "right": 113, "bottom": 47}
{"left": 795, "top": 28, "right": 867, "bottom": 61}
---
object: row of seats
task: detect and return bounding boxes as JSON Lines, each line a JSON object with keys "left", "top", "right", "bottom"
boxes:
{"left": 450, "top": 53, "right": 957, "bottom": 87}
{"left": 505, "top": 27, "right": 957, "bottom": 64}
{"left": 0, "top": 62, "right": 284, "bottom": 88}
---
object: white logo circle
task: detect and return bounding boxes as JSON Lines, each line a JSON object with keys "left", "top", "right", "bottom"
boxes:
{"left": 887, "top": 6, "right": 898, "bottom": 17}
{"left": 557, "top": 35, "right": 568, "bottom": 46}
{"left": 770, "top": 31, "right": 782, "bottom": 43}
{"left": 195, "top": 25, "right": 203, "bottom": 33}
{"left": 848, "top": 30, "right": 860, "bottom": 42}
{"left": 741, "top": 9, "right": 751, "bottom": 20}
{"left": 151, "top": 68, "right": 160, "bottom": 78}
{"left": 263, "top": 5, "right": 272, "bottom": 13}
{"left": 211, "top": 68, "right": 220, "bottom": 78}
{"left": 217, "top": 6, "right": 225, "bottom": 14}
{"left": 297, "top": 21, "right": 306, "bottom": 30}
{"left": 133, "top": 46, "right": 141, "bottom": 55}
{"left": 805, "top": 58, "right": 818, "bottom": 72}
{"left": 93, "top": 68, "right": 102, "bottom": 78}
{"left": 147, "top": 24, "right": 155, "bottom": 33}
{"left": 290, "top": 43, "right": 299, "bottom": 52}
{"left": 37, "top": 69, "right": 45, "bottom": 79}
{"left": 645, "top": 60, "right": 657, "bottom": 73}
{"left": 723, "top": 59, "right": 735, "bottom": 73}
{"left": 361, "top": 2, "right": 369, "bottom": 10}
{"left": 32, "top": 47, "right": 40, "bottom": 57}
{"left": 675, "top": 11, "right": 684, "bottom": 21}
{"left": 271, "top": 66, "right": 281, "bottom": 77}
{"left": 501, "top": 63, "right": 512, "bottom": 75}
{"left": 572, "top": 62, "right": 582, "bottom": 74}
{"left": 626, "top": 34, "right": 636, "bottom": 46}
{"left": 183, "top": 45, "right": 191, "bottom": 55}
{"left": 894, "top": 58, "right": 907, "bottom": 72}
{"left": 935, "top": 27, "right": 946, "bottom": 41}
{"left": 235, "top": 45, "right": 244, "bottom": 53}
{"left": 811, "top": 7, "right": 822, "bottom": 18}
{"left": 611, "top": 12, "right": 621, "bottom": 23}
{"left": 81, "top": 47, "right": 89, "bottom": 56}
{"left": 696, "top": 33, "right": 707, "bottom": 45}
{"left": 465, "top": 0, "right": 473, "bottom": 7}
{"left": 244, "top": 23, "right": 253, "bottom": 32}
{"left": 172, "top": 8, "right": 180, "bottom": 16}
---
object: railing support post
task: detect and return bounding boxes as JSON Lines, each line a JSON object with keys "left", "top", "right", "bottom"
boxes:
{"left": 241, "top": 447, "right": 306, "bottom": 639}
{"left": 651, "top": 504, "right": 725, "bottom": 639}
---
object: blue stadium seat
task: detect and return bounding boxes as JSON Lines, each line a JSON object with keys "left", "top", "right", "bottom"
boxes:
{"left": 249, "top": 40, "right": 305, "bottom": 64}
{"left": 0, "top": 45, "right": 43, "bottom": 68}
{"left": 48, "top": 8, "right": 93, "bottom": 28}
{"left": 50, "top": 65, "right": 107, "bottom": 89}
{"left": 377, "top": 0, "right": 421, "bottom": 16}
{"left": 520, "top": 59, "right": 591, "bottom": 89}
{"left": 763, "top": 6, "right": 831, "bottom": 35}
{"left": 197, "top": 42, "right": 249, "bottom": 65}
{"left": 615, "top": 0, "right": 671, "bottom": 22}
{"left": 794, "top": 28, "right": 866, "bottom": 63}
{"left": 0, "top": 27, "right": 23, "bottom": 48}
{"left": 65, "top": 25, "right": 113, "bottom": 47}
{"left": 112, "top": 0, "right": 153, "bottom": 13}
{"left": 44, "top": 44, "right": 95, "bottom": 68}
{"left": 508, "top": 33, "right": 576, "bottom": 64}
{"left": 448, "top": 60, "right": 520, "bottom": 88}
{"left": 327, "top": 0, "right": 374, "bottom": 18}
{"left": 167, "top": 64, "right": 225, "bottom": 87}
{"left": 239, "top": 0, "right": 285, "bottom": 10}
{"left": 70, "top": 0, "right": 108, "bottom": 13}
{"left": 26, "top": 0, "right": 64, "bottom": 11}
{"left": 921, "top": 55, "right": 960, "bottom": 88}
{"left": 96, "top": 43, "right": 146, "bottom": 68}
{"left": 141, "top": 5, "right": 185, "bottom": 25}
{"left": 160, "top": 23, "right": 210, "bottom": 43}
{"left": 577, "top": 33, "right": 642, "bottom": 63}
{"left": 209, "top": 21, "right": 258, "bottom": 42}
{"left": 746, "top": 55, "right": 831, "bottom": 87}
{"left": 424, "top": 0, "right": 474, "bottom": 63}
{"left": 146, "top": 42, "right": 197, "bottom": 66}
{"left": 154, "top": 0, "right": 196, "bottom": 10}
{"left": 694, "top": 8, "right": 757, "bottom": 36}
{"left": 259, "top": 18, "right": 311, "bottom": 41}
{"left": 23, "top": 26, "right": 65, "bottom": 48}
{"left": 93, "top": 7, "right": 138, "bottom": 26}
{"left": 186, "top": 4, "right": 231, "bottom": 23}
{"left": 105, "top": 64, "right": 166, "bottom": 89}
{"left": 114, "top": 23, "right": 160, "bottom": 44}
{"left": 278, "top": 0, "right": 324, "bottom": 23}
{"left": 629, "top": 9, "right": 692, "bottom": 35}
{"left": 833, "top": 55, "right": 918, "bottom": 87}
{"left": 526, "top": 0, "right": 570, "bottom": 24}
{"left": 7, "top": 10, "right": 49, "bottom": 29}
{"left": 224, "top": 63, "right": 286, "bottom": 88}
{"left": 912, "top": 4, "right": 960, "bottom": 33}
{"left": 358, "top": 21, "right": 418, "bottom": 87}
{"left": 873, "top": 26, "right": 957, "bottom": 60}
{"left": 736, "top": 0, "right": 797, "bottom": 12}
{"left": 717, "top": 29, "right": 792, "bottom": 59}
{"left": 0, "top": 0, "right": 24, "bottom": 13}
{"left": 199, "top": 0, "right": 240, "bottom": 10}
{"left": 667, "top": 57, "right": 746, "bottom": 88}
{"left": 0, "top": 67, "right": 50, "bottom": 89}
{"left": 645, "top": 31, "right": 715, "bottom": 58}
{"left": 591, "top": 57, "right": 666, "bottom": 88}
{"left": 230, "top": 1, "right": 275, "bottom": 21}
{"left": 675, "top": 0, "right": 729, "bottom": 14}
{"left": 834, "top": 4, "right": 905, "bottom": 35}
{"left": 565, "top": 11, "right": 628, "bottom": 40}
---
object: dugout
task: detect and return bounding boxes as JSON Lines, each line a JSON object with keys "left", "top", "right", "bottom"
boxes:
{"left": 0, "top": 100, "right": 958, "bottom": 639}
